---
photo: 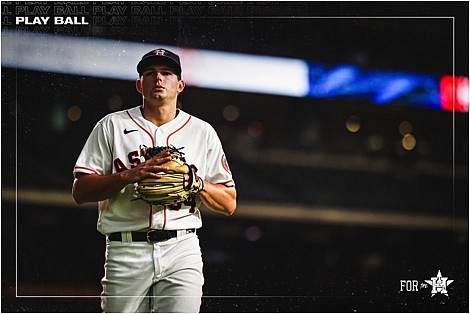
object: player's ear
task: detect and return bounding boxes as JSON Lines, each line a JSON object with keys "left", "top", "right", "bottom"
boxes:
{"left": 177, "top": 79, "right": 185, "bottom": 94}
{"left": 136, "top": 79, "right": 143, "bottom": 94}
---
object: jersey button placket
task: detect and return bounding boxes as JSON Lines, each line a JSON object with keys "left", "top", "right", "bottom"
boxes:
{"left": 154, "top": 128, "right": 165, "bottom": 147}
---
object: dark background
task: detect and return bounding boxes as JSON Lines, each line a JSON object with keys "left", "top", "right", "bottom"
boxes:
{"left": 2, "top": 1, "right": 469, "bottom": 312}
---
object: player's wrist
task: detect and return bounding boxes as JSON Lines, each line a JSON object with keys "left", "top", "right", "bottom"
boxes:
{"left": 118, "top": 170, "right": 135, "bottom": 186}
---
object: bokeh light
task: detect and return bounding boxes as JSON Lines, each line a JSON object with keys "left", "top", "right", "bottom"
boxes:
{"left": 51, "top": 104, "right": 67, "bottom": 131}
{"left": 345, "top": 115, "right": 361, "bottom": 133}
{"left": 108, "top": 94, "right": 123, "bottom": 111}
{"left": 402, "top": 134, "right": 416, "bottom": 151}
{"left": 248, "top": 121, "right": 264, "bottom": 137}
{"left": 222, "top": 105, "right": 240, "bottom": 122}
{"left": 364, "top": 135, "right": 384, "bottom": 152}
{"left": 244, "top": 226, "right": 263, "bottom": 242}
{"left": 398, "top": 120, "right": 413, "bottom": 136}
{"left": 67, "top": 105, "right": 82, "bottom": 121}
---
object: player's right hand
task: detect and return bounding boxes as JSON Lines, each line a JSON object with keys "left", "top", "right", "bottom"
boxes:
{"left": 125, "top": 151, "right": 172, "bottom": 183}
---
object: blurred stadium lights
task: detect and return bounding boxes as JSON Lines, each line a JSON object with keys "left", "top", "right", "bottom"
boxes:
{"left": 373, "top": 77, "right": 415, "bottom": 104}
{"left": 309, "top": 64, "right": 360, "bottom": 97}
{"left": 2, "top": 29, "right": 468, "bottom": 112}
{"left": 1, "top": 29, "right": 308, "bottom": 97}
{"left": 440, "top": 75, "right": 469, "bottom": 112}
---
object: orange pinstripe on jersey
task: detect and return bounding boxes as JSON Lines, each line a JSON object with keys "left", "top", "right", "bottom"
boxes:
{"left": 166, "top": 116, "right": 192, "bottom": 146}
{"left": 221, "top": 154, "right": 232, "bottom": 174}
{"left": 162, "top": 208, "right": 167, "bottom": 230}
{"left": 74, "top": 166, "right": 99, "bottom": 174}
{"left": 219, "top": 179, "right": 235, "bottom": 186}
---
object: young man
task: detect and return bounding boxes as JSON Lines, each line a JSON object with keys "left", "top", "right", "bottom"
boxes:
{"left": 72, "top": 48, "right": 236, "bottom": 312}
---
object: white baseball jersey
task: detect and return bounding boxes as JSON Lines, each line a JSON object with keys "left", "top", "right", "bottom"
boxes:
{"left": 73, "top": 106, "right": 235, "bottom": 235}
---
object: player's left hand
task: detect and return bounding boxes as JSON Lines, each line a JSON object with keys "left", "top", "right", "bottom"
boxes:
{"left": 135, "top": 145, "right": 204, "bottom": 205}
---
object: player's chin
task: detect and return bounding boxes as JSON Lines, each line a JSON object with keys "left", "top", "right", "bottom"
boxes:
{"left": 151, "top": 93, "right": 166, "bottom": 100}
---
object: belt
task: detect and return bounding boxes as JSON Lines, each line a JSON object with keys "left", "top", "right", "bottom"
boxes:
{"left": 108, "top": 229, "right": 196, "bottom": 243}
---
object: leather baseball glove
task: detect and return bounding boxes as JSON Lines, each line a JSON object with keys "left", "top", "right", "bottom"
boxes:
{"left": 136, "top": 145, "right": 204, "bottom": 206}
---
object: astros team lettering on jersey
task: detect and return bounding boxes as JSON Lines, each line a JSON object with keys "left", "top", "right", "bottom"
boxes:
{"left": 73, "top": 106, "right": 235, "bottom": 235}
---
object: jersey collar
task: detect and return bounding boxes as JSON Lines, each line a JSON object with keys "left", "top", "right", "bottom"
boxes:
{"left": 132, "top": 105, "right": 189, "bottom": 133}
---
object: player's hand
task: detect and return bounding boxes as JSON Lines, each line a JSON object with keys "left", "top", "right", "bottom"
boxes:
{"left": 124, "top": 151, "right": 172, "bottom": 183}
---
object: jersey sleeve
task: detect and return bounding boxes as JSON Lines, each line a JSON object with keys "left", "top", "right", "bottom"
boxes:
{"left": 73, "top": 120, "right": 113, "bottom": 177}
{"left": 204, "top": 126, "right": 235, "bottom": 187}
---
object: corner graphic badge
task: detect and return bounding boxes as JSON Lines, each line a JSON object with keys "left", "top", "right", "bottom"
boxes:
{"left": 424, "top": 270, "right": 454, "bottom": 297}
{"left": 400, "top": 269, "right": 454, "bottom": 298}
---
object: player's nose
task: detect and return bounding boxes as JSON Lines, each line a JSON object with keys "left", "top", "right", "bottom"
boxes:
{"left": 154, "top": 72, "right": 164, "bottom": 82}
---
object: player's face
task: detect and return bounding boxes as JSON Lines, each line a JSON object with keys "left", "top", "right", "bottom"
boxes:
{"left": 136, "top": 65, "right": 184, "bottom": 103}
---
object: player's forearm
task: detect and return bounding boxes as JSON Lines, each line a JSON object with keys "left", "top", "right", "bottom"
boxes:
{"left": 72, "top": 172, "right": 132, "bottom": 204}
{"left": 73, "top": 154, "right": 172, "bottom": 204}
{"left": 198, "top": 182, "right": 236, "bottom": 216}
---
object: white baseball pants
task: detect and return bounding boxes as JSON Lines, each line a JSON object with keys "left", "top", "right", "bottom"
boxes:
{"left": 101, "top": 232, "right": 204, "bottom": 313}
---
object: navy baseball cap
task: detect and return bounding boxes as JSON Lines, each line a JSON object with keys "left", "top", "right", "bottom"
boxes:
{"left": 137, "top": 48, "right": 182, "bottom": 77}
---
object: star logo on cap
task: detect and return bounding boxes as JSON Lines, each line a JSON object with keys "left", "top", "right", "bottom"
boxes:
{"left": 154, "top": 49, "right": 167, "bottom": 56}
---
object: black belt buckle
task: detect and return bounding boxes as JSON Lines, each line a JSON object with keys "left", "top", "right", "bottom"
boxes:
{"left": 146, "top": 230, "right": 172, "bottom": 243}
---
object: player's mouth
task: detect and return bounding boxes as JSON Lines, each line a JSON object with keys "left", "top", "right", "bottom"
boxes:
{"left": 153, "top": 86, "right": 165, "bottom": 91}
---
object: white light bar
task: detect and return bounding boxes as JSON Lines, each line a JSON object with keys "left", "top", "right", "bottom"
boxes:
{"left": 179, "top": 48, "right": 309, "bottom": 96}
{"left": 1, "top": 30, "right": 310, "bottom": 97}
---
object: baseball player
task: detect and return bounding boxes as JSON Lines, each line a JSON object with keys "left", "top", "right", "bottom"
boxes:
{"left": 72, "top": 48, "right": 236, "bottom": 313}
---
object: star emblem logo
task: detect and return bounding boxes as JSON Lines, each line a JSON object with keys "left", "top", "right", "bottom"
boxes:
{"left": 424, "top": 270, "right": 454, "bottom": 297}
